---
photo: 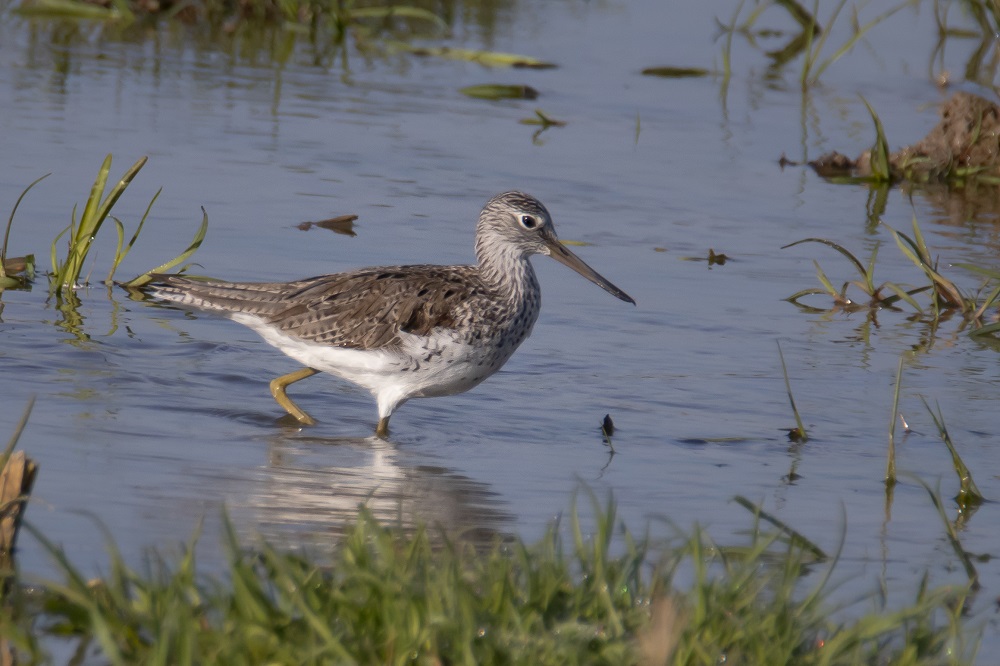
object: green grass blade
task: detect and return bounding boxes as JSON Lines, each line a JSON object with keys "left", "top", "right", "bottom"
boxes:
{"left": 812, "top": 260, "right": 839, "bottom": 297}
{"left": 809, "top": 1, "right": 911, "bottom": 84}
{"left": 972, "top": 284, "right": 1000, "bottom": 322}
{"left": 783, "top": 237, "right": 868, "bottom": 279}
{"left": 886, "top": 357, "right": 902, "bottom": 486}
{"left": 109, "top": 217, "right": 126, "bottom": 282}
{"left": 106, "top": 188, "right": 160, "bottom": 284}
{"left": 970, "top": 321, "right": 1000, "bottom": 336}
{"left": 123, "top": 208, "right": 208, "bottom": 287}
{"left": 953, "top": 262, "right": 1000, "bottom": 281}
{"left": 920, "top": 398, "right": 983, "bottom": 510}
{"left": 860, "top": 96, "right": 891, "bottom": 181}
{"left": 0, "top": 398, "right": 35, "bottom": 476}
{"left": 864, "top": 242, "right": 879, "bottom": 291}
{"left": 2, "top": 173, "right": 50, "bottom": 278}
{"left": 75, "top": 154, "right": 112, "bottom": 248}
{"left": 732, "top": 496, "right": 827, "bottom": 560}
{"left": 777, "top": 341, "right": 807, "bottom": 442}
{"left": 881, "top": 282, "right": 925, "bottom": 312}
{"left": 93, "top": 156, "right": 148, "bottom": 229}
{"left": 884, "top": 222, "right": 965, "bottom": 309}
{"left": 50, "top": 218, "right": 71, "bottom": 277}
{"left": 53, "top": 156, "right": 150, "bottom": 292}
{"left": 914, "top": 477, "right": 979, "bottom": 588}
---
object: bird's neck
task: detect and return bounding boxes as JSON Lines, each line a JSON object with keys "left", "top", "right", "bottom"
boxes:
{"left": 475, "top": 237, "right": 539, "bottom": 301}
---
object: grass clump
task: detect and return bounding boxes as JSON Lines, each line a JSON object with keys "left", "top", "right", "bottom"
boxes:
{"left": 3, "top": 154, "right": 206, "bottom": 297}
{"left": 0, "top": 495, "right": 978, "bottom": 664}
{"left": 784, "top": 213, "right": 1000, "bottom": 336}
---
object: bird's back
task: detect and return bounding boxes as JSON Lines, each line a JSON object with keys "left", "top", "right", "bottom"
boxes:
{"left": 149, "top": 264, "right": 532, "bottom": 352}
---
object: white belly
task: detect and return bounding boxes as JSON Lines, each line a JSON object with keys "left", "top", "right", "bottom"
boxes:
{"left": 231, "top": 313, "right": 516, "bottom": 418}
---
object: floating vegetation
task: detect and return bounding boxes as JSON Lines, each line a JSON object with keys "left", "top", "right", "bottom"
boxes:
{"left": 460, "top": 84, "right": 539, "bottom": 100}
{"left": 518, "top": 109, "right": 565, "bottom": 127}
{"left": 406, "top": 45, "right": 557, "bottom": 69}
{"left": 640, "top": 66, "right": 711, "bottom": 78}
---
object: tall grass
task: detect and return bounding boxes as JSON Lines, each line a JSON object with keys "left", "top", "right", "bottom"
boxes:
{"left": 0, "top": 494, "right": 978, "bottom": 664}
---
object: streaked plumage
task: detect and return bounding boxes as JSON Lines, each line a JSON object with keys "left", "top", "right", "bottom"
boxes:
{"left": 148, "top": 191, "right": 634, "bottom": 436}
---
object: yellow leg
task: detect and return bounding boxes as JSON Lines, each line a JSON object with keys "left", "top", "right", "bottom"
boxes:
{"left": 270, "top": 367, "right": 320, "bottom": 425}
{"left": 375, "top": 416, "right": 390, "bottom": 439}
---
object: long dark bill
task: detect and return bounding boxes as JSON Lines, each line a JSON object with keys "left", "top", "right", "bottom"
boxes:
{"left": 544, "top": 236, "right": 636, "bottom": 305}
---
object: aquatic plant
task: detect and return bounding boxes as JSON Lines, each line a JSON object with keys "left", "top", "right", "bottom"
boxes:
{"left": 47, "top": 155, "right": 206, "bottom": 295}
{"left": 0, "top": 176, "right": 46, "bottom": 290}
{"left": 777, "top": 341, "right": 808, "bottom": 442}
{"left": 782, "top": 237, "right": 927, "bottom": 312}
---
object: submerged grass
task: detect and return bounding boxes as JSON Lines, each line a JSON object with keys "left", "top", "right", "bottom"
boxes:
{"left": 0, "top": 494, "right": 979, "bottom": 664}
{"left": 784, "top": 211, "right": 1000, "bottom": 336}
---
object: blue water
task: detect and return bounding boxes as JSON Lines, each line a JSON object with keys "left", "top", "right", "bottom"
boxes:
{"left": 1, "top": 0, "right": 998, "bottom": 654}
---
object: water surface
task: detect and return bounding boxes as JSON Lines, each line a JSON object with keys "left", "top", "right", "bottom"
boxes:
{"left": 1, "top": 0, "right": 998, "bottom": 652}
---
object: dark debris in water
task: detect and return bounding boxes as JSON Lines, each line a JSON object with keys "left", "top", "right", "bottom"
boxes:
{"left": 297, "top": 214, "right": 358, "bottom": 236}
{"left": 600, "top": 414, "right": 615, "bottom": 438}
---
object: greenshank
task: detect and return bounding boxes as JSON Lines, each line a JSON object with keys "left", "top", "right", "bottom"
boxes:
{"left": 148, "top": 191, "right": 635, "bottom": 437}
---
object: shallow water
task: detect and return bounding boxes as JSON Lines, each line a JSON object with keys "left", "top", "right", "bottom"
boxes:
{"left": 2, "top": 0, "right": 999, "bottom": 654}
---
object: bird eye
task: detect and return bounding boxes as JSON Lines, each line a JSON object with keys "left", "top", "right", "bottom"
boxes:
{"left": 520, "top": 215, "right": 538, "bottom": 229}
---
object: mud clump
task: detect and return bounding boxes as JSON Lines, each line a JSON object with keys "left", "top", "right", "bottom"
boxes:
{"left": 810, "top": 92, "right": 1000, "bottom": 183}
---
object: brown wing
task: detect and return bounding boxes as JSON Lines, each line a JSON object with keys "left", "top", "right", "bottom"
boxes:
{"left": 151, "top": 267, "right": 492, "bottom": 350}
{"left": 268, "top": 266, "right": 490, "bottom": 348}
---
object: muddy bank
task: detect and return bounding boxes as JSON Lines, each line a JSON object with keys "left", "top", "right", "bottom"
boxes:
{"left": 811, "top": 91, "right": 1000, "bottom": 184}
